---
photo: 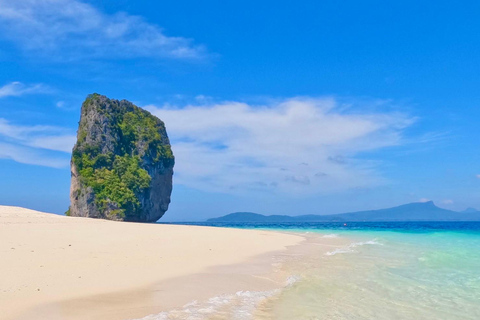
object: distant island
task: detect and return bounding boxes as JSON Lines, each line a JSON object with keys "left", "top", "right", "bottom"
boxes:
{"left": 68, "top": 94, "right": 174, "bottom": 222}
{"left": 207, "top": 201, "right": 480, "bottom": 222}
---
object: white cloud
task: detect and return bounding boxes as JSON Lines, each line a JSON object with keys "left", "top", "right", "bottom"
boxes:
{"left": 0, "top": 82, "right": 74, "bottom": 167}
{"left": 418, "top": 198, "right": 431, "bottom": 203}
{"left": 146, "top": 97, "right": 415, "bottom": 195}
{"left": 0, "top": 142, "right": 68, "bottom": 168}
{"left": 28, "top": 135, "right": 76, "bottom": 153}
{"left": 0, "top": 119, "right": 56, "bottom": 140}
{"left": 476, "top": 174, "right": 480, "bottom": 179}
{"left": 442, "top": 199, "right": 454, "bottom": 205}
{"left": 0, "top": 118, "right": 76, "bottom": 152}
{"left": 0, "top": 0, "right": 207, "bottom": 60}
{"left": 0, "top": 82, "right": 47, "bottom": 98}
{"left": 55, "top": 100, "right": 77, "bottom": 111}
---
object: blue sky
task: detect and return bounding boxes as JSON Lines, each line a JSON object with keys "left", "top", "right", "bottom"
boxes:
{"left": 0, "top": 0, "right": 479, "bottom": 221}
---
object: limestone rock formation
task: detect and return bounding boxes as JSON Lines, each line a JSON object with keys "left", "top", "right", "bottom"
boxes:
{"left": 68, "top": 94, "right": 174, "bottom": 222}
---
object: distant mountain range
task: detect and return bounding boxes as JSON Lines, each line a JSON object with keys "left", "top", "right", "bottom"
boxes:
{"left": 207, "top": 201, "right": 480, "bottom": 223}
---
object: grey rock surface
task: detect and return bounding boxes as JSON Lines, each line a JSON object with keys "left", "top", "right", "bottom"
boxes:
{"left": 69, "top": 94, "right": 174, "bottom": 222}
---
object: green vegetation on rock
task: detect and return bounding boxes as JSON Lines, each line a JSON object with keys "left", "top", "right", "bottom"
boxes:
{"left": 70, "top": 94, "right": 174, "bottom": 221}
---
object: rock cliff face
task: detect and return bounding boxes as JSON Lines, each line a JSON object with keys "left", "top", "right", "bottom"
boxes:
{"left": 69, "top": 94, "right": 174, "bottom": 222}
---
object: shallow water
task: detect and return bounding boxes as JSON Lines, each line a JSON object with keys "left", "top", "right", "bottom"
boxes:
{"left": 147, "top": 222, "right": 480, "bottom": 319}
{"left": 261, "top": 231, "right": 480, "bottom": 319}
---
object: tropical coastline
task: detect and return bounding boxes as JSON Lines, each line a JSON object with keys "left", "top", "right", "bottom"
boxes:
{"left": 5, "top": 205, "right": 480, "bottom": 319}
{"left": 0, "top": 206, "right": 309, "bottom": 320}
{"left": 2, "top": 1, "right": 480, "bottom": 319}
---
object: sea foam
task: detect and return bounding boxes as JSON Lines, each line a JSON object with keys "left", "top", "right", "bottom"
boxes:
{"left": 325, "top": 239, "right": 382, "bottom": 256}
{"left": 321, "top": 233, "right": 339, "bottom": 238}
{"left": 137, "top": 276, "right": 300, "bottom": 320}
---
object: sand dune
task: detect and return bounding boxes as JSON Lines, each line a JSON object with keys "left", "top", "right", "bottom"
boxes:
{"left": 0, "top": 206, "right": 303, "bottom": 320}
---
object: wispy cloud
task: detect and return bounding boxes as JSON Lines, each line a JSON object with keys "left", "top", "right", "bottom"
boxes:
{"left": 0, "top": 118, "right": 75, "bottom": 152}
{"left": 0, "top": 118, "right": 75, "bottom": 167}
{"left": 0, "top": 142, "right": 68, "bottom": 168}
{"left": 0, "top": 82, "right": 48, "bottom": 98}
{"left": 0, "top": 0, "right": 207, "bottom": 60}
{"left": 146, "top": 97, "right": 415, "bottom": 195}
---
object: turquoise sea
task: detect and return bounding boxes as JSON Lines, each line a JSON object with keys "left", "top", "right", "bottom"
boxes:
{"left": 151, "top": 222, "right": 480, "bottom": 319}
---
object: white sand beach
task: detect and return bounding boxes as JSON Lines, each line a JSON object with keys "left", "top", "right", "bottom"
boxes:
{"left": 0, "top": 206, "right": 305, "bottom": 320}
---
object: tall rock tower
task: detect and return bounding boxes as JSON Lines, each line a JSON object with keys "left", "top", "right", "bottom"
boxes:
{"left": 68, "top": 94, "right": 174, "bottom": 222}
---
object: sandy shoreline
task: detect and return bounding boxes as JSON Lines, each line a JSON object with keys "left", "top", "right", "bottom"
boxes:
{"left": 0, "top": 205, "right": 304, "bottom": 320}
